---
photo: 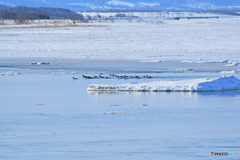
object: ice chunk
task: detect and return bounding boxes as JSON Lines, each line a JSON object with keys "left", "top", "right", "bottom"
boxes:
{"left": 87, "top": 75, "right": 240, "bottom": 92}
{"left": 30, "top": 62, "right": 50, "bottom": 65}
{"left": 225, "top": 61, "right": 238, "bottom": 66}
{"left": 37, "top": 62, "right": 50, "bottom": 65}
{"left": 220, "top": 70, "right": 235, "bottom": 74}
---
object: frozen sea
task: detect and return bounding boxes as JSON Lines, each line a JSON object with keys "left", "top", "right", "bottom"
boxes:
{"left": 0, "top": 58, "right": 240, "bottom": 160}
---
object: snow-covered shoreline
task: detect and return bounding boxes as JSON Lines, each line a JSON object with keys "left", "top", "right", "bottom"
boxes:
{"left": 88, "top": 75, "right": 240, "bottom": 92}
{"left": 1, "top": 17, "right": 240, "bottom": 63}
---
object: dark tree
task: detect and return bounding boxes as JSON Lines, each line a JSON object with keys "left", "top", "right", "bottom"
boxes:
{"left": 0, "top": 10, "right": 17, "bottom": 19}
{"left": 115, "top": 13, "right": 127, "bottom": 18}
{"left": 0, "top": 5, "right": 85, "bottom": 20}
{"left": 18, "top": 13, "right": 50, "bottom": 20}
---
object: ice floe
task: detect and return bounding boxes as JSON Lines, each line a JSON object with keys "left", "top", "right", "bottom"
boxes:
{"left": 181, "top": 59, "right": 240, "bottom": 65}
{"left": 30, "top": 62, "right": 50, "bottom": 65}
{"left": 181, "top": 58, "right": 221, "bottom": 63}
{"left": 101, "top": 112, "right": 133, "bottom": 114}
{"left": 220, "top": 70, "right": 236, "bottom": 74}
{"left": 174, "top": 68, "right": 193, "bottom": 72}
{"left": 88, "top": 75, "right": 240, "bottom": 92}
{"left": 225, "top": 61, "right": 238, "bottom": 66}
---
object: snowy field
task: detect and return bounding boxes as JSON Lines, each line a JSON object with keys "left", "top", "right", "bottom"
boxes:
{"left": 1, "top": 15, "right": 240, "bottom": 159}
{"left": 1, "top": 16, "right": 240, "bottom": 63}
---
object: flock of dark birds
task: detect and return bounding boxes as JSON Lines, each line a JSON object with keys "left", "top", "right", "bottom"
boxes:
{"left": 72, "top": 74, "right": 152, "bottom": 80}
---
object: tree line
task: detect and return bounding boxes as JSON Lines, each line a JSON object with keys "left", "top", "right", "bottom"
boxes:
{"left": 0, "top": 5, "right": 84, "bottom": 20}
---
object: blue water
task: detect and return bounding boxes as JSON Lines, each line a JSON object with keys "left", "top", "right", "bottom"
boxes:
{"left": 0, "top": 59, "right": 240, "bottom": 160}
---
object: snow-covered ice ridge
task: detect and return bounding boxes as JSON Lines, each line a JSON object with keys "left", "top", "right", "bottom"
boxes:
{"left": 88, "top": 75, "right": 240, "bottom": 92}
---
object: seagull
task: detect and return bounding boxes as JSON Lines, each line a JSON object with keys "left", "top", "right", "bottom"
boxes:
{"left": 72, "top": 77, "right": 78, "bottom": 80}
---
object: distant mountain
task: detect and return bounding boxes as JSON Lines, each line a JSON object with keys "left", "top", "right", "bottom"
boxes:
{"left": 1, "top": 0, "right": 240, "bottom": 11}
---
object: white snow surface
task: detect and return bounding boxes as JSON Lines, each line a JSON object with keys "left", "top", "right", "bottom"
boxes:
{"left": 88, "top": 75, "right": 240, "bottom": 92}
{"left": 1, "top": 17, "right": 240, "bottom": 62}
{"left": 220, "top": 70, "right": 236, "bottom": 74}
